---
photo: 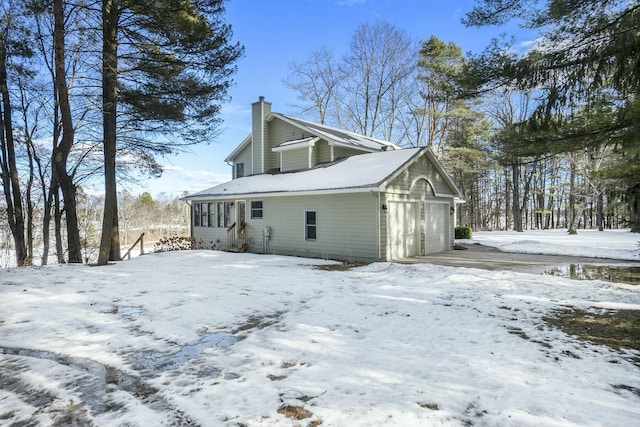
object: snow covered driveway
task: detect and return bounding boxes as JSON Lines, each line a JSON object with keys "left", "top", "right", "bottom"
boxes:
{"left": 1, "top": 249, "right": 639, "bottom": 426}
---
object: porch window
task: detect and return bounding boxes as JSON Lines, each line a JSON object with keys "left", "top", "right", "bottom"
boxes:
{"left": 251, "top": 201, "right": 263, "bottom": 219}
{"left": 194, "top": 203, "right": 201, "bottom": 227}
{"left": 207, "top": 203, "right": 216, "bottom": 227}
{"left": 305, "top": 210, "right": 317, "bottom": 241}
{"left": 200, "top": 203, "right": 208, "bottom": 227}
{"left": 217, "top": 201, "right": 231, "bottom": 227}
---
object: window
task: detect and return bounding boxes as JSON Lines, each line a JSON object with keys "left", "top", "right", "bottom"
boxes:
{"left": 251, "top": 201, "right": 263, "bottom": 219}
{"left": 194, "top": 203, "right": 201, "bottom": 227}
{"left": 217, "top": 202, "right": 224, "bottom": 227}
{"left": 236, "top": 162, "right": 244, "bottom": 178}
{"left": 201, "top": 203, "right": 208, "bottom": 227}
{"left": 305, "top": 210, "right": 317, "bottom": 241}
{"left": 217, "top": 201, "right": 232, "bottom": 227}
{"left": 208, "top": 203, "right": 216, "bottom": 227}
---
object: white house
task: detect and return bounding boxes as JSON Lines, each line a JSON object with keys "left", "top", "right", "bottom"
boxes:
{"left": 182, "top": 97, "right": 462, "bottom": 263}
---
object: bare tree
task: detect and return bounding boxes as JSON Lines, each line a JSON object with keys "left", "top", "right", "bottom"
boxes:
{"left": 483, "top": 90, "right": 534, "bottom": 232}
{"left": 0, "top": 1, "right": 30, "bottom": 266}
{"left": 339, "top": 21, "right": 415, "bottom": 140}
{"left": 53, "top": 0, "right": 83, "bottom": 263}
{"left": 283, "top": 48, "right": 341, "bottom": 125}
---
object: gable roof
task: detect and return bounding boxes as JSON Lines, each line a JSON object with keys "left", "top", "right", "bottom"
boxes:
{"left": 185, "top": 148, "right": 426, "bottom": 200}
{"left": 224, "top": 113, "right": 399, "bottom": 163}
{"left": 272, "top": 114, "right": 399, "bottom": 152}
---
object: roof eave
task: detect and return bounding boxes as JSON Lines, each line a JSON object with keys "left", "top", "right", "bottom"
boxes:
{"left": 181, "top": 185, "right": 381, "bottom": 200}
{"left": 224, "top": 134, "right": 252, "bottom": 163}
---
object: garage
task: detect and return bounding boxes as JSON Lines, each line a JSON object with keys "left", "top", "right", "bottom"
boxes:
{"left": 388, "top": 201, "right": 418, "bottom": 259}
{"left": 425, "top": 202, "right": 450, "bottom": 253}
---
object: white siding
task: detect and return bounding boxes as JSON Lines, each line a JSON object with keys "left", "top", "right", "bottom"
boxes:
{"left": 192, "top": 193, "right": 380, "bottom": 262}
{"left": 258, "top": 193, "right": 379, "bottom": 262}
{"left": 266, "top": 119, "right": 304, "bottom": 172}
{"left": 281, "top": 148, "right": 309, "bottom": 172}
{"left": 383, "top": 152, "right": 456, "bottom": 257}
{"left": 233, "top": 143, "right": 252, "bottom": 178}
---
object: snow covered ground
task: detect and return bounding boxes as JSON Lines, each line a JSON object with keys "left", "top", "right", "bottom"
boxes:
{"left": 465, "top": 228, "right": 640, "bottom": 261}
{"left": 0, "top": 230, "right": 639, "bottom": 426}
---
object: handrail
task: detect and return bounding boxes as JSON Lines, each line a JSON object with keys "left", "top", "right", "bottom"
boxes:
{"left": 227, "top": 222, "right": 237, "bottom": 249}
{"left": 237, "top": 222, "right": 247, "bottom": 250}
{"left": 122, "top": 232, "right": 145, "bottom": 260}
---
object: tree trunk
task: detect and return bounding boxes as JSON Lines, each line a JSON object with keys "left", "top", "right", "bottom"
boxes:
{"left": 0, "top": 32, "right": 27, "bottom": 266}
{"left": 597, "top": 191, "right": 604, "bottom": 231}
{"left": 53, "top": 0, "right": 82, "bottom": 263}
{"left": 505, "top": 166, "right": 512, "bottom": 230}
{"left": 569, "top": 195, "right": 588, "bottom": 234}
{"left": 41, "top": 185, "right": 53, "bottom": 265}
{"left": 512, "top": 162, "right": 523, "bottom": 232}
{"left": 98, "top": 0, "right": 121, "bottom": 265}
{"left": 54, "top": 189, "right": 64, "bottom": 263}
{"left": 568, "top": 158, "right": 577, "bottom": 234}
{"left": 628, "top": 182, "right": 640, "bottom": 233}
{"left": 26, "top": 147, "right": 34, "bottom": 265}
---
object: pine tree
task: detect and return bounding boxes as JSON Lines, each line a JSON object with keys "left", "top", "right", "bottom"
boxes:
{"left": 98, "top": 0, "right": 243, "bottom": 264}
{"left": 463, "top": 0, "right": 640, "bottom": 231}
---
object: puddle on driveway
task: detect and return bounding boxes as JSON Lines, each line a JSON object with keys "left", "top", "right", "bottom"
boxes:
{"left": 545, "top": 264, "right": 640, "bottom": 285}
{"left": 135, "top": 332, "right": 238, "bottom": 372}
{"left": 116, "top": 306, "right": 142, "bottom": 317}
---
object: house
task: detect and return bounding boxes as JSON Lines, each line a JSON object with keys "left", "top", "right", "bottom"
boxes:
{"left": 181, "top": 97, "right": 462, "bottom": 263}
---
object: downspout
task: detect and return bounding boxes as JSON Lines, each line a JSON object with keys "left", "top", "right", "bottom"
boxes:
{"left": 377, "top": 191, "right": 381, "bottom": 261}
{"left": 260, "top": 101, "right": 265, "bottom": 173}
{"left": 184, "top": 200, "right": 193, "bottom": 238}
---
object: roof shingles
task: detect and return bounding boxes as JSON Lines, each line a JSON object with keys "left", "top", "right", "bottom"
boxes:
{"left": 185, "top": 148, "right": 422, "bottom": 200}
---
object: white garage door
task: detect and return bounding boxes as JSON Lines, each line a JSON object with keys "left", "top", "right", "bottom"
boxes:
{"left": 388, "top": 202, "right": 418, "bottom": 259}
{"left": 425, "top": 202, "right": 449, "bottom": 253}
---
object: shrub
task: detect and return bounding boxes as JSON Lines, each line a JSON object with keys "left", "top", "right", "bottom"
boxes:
{"left": 455, "top": 226, "right": 472, "bottom": 240}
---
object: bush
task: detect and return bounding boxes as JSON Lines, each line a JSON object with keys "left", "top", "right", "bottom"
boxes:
{"left": 455, "top": 226, "right": 472, "bottom": 240}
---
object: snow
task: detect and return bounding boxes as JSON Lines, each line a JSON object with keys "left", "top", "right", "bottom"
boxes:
{"left": 464, "top": 228, "right": 640, "bottom": 261}
{"left": 1, "top": 230, "right": 639, "bottom": 426}
{"left": 184, "top": 148, "right": 421, "bottom": 200}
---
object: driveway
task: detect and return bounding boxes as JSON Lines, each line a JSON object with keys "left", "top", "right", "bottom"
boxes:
{"left": 398, "top": 243, "right": 630, "bottom": 273}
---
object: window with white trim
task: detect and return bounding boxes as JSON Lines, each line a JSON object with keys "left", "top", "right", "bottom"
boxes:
{"left": 217, "top": 201, "right": 231, "bottom": 227}
{"left": 305, "top": 210, "right": 317, "bottom": 241}
{"left": 236, "top": 162, "right": 244, "bottom": 178}
{"left": 200, "top": 203, "right": 208, "bottom": 227}
{"left": 207, "top": 203, "right": 216, "bottom": 227}
{"left": 194, "top": 203, "right": 201, "bottom": 227}
{"left": 251, "top": 201, "right": 263, "bottom": 219}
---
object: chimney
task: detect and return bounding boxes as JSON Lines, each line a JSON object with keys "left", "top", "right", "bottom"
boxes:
{"left": 251, "top": 96, "right": 272, "bottom": 174}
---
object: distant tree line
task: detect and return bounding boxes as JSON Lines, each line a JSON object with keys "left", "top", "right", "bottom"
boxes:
{"left": 0, "top": 189, "right": 189, "bottom": 267}
{"left": 285, "top": 2, "right": 639, "bottom": 234}
{"left": 0, "top": 0, "right": 242, "bottom": 267}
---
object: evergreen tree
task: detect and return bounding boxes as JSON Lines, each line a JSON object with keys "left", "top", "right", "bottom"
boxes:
{"left": 416, "top": 36, "right": 468, "bottom": 154}
{"left": 463, "top": 0, "right": 640, "bottom": 231}
{"left": 98, "top": 0, "right": 243, "bottom": 264}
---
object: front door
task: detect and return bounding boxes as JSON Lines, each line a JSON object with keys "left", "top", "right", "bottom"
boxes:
{"left": 236, "top": 200, "right": 246, "bottom": 226}
{"left": 236, "top": 200, "right": 246, "bottom": 241}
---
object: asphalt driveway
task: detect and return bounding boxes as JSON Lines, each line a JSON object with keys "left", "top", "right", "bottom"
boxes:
{"left": 399, "top": 243, "right": 631, "bottom": 273}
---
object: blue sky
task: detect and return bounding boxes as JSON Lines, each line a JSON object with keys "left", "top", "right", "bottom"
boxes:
{"left": 136, "top": 0, "right": 531, "bottom": 197}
